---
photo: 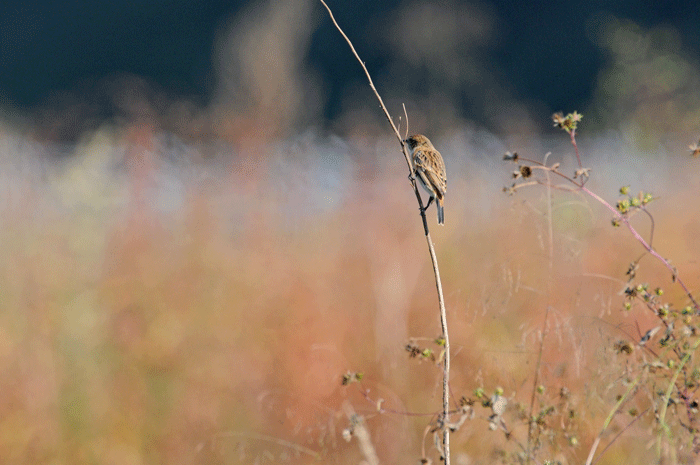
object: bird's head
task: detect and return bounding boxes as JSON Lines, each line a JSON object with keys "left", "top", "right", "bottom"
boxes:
{"left": 404, "top": 134, "right": 433, "bottom": 150}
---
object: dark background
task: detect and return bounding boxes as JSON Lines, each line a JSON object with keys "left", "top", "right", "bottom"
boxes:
{"left": 2, "top": 0, "right": 699, "bottom": 127}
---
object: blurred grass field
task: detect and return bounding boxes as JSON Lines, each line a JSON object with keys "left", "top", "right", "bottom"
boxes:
{"left": 2, "top": 3, "right": 700, "bottom": 462}
{"left": 1, "top": 119, "right": 699, "bottom": 464}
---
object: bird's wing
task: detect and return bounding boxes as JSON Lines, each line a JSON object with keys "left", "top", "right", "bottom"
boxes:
{"left": 415, "top": 149, "right": 447, "bottom": 198}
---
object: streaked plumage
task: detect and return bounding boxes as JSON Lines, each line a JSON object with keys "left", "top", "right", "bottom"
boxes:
{"left": 405, "top": 134, "right": 447, "bottom": 225}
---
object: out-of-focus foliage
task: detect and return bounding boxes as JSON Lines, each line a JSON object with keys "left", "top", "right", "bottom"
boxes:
{"left": 1, "top": 2, "right": 700, "bottom": 464}
{"left": 212, "top": 0, "right": 323, "bottom": 140}
{"left": 1, "top": 117, "right": 700, "bottom": 462}
{"left": 590, "top": 17, "right": 700, "bottom": 149}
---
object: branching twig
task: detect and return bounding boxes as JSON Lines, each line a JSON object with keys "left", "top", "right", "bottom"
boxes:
{"left": 318, "top": 1, "right": 451, "bottom": 462}
{"left": 509, "top": 120, "right": 700, "bottom": 462}
{"left": 581, "top": 185, "right": 699, "bottom": 311}
{"left": 509, "top": 153, "right": 699, "bottom": 312}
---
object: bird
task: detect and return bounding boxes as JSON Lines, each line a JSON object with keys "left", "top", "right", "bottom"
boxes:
{"left": 405, "top": 134, "right": 447, "bottom": 225}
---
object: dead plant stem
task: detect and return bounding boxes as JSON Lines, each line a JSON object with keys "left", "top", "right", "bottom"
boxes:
{"left": 318, "top": 1, "right": 451, "bottom": 462}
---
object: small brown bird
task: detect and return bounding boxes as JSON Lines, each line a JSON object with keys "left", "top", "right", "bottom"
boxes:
{"left": 405, "top": 134, "right": 447, "bottom": 225}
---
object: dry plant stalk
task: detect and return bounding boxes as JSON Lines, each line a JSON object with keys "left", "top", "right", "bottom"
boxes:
{"left": 508, "top": 113, "right": 700, "bottom": 463}
{"left": 318, "top": 1, "right": 452, "bottom": 463}
{"left": 342, "top": 402, "right": 380, "bottom": 465}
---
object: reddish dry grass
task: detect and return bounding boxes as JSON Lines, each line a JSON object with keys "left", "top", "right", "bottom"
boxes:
{"left": 1, "top": 128, "right": 699, "bottom": 464}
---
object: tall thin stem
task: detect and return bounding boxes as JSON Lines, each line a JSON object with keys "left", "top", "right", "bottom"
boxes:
{"left": 318, "top": 1, "right": 451, "bottom": 462}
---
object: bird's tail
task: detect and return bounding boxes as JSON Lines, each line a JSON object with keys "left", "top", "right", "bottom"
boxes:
{"left": 437, "top": 200, "right": 444, "bottom": 225}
